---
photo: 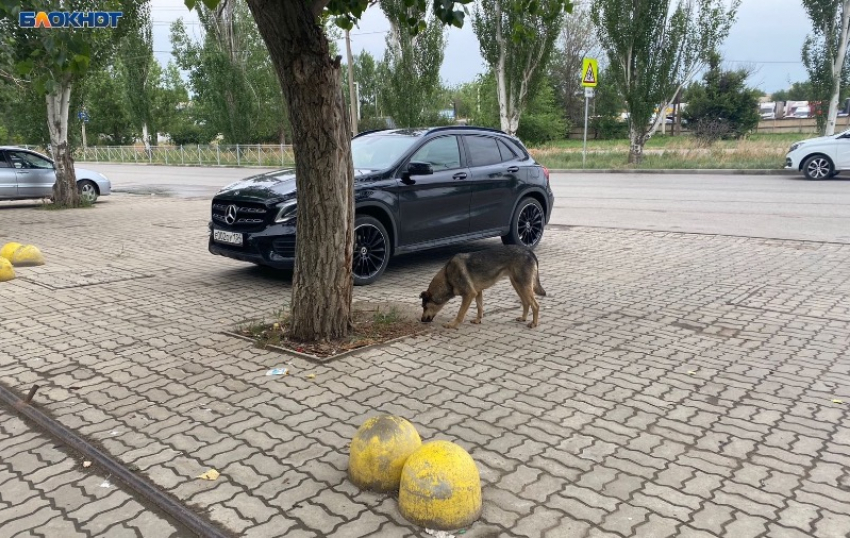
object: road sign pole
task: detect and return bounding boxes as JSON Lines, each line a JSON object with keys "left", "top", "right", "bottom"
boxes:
{"left": 580, "top": 58, "right": 599, "bottom": 170}
{"left": 583, "top": 91, "right": 589, "bottom": 169}
{"left": 81, "top": 122, "right": 87, "bottom": 151}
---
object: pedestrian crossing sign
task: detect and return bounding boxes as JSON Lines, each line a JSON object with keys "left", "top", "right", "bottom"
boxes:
{"left": 581, "top": 58, "right": 598, "bottom": 87}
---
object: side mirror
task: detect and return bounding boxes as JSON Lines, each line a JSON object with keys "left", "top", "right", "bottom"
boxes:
{"left": 407, "top": 161, "right": 433, "bottom": 176}
{"left": 401, "top": 161, "right": 433, "bottom": 184}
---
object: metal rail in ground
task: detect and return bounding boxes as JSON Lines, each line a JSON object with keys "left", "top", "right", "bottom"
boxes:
{"left": 0, "top": 382, "right": 232, "bottom": 538}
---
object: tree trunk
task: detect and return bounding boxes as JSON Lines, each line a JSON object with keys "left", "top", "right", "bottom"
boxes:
{"left": 826, "top": 0, "right": 850, "bottom": 136}
{"left": 246, "top": 0, "right": 354, "bottom": 341}
{"left": 494, "top": 0, "right": 511, "bottom": 134}
{"left": 142, "top": 123, "right": 151, "bottom": 152}
{"left": 46, "top": 81, "right": 80, "bottom": 207}
{"left": 628, "top": 126, "right": 646, "bottom": 165}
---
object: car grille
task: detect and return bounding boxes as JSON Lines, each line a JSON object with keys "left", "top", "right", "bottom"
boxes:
{"left": 211, "top": 201, "right": 268, "bottom": 229}
{"left": 271, "top": 236, "right": 296, "bottom": 258}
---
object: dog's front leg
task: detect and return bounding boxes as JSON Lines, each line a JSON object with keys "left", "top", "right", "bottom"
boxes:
{"left": 444, "top": 294, "right": 475, "bottom": 329}
{"left": 471, "top": 291, "right": 483, "bottom": 324}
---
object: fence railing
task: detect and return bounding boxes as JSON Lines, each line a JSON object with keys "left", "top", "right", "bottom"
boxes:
{"left": 62, "top": 144, "right": 296, "bottom": 167}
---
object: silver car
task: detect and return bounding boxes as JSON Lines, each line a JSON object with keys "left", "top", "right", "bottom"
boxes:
{"left": 0, "top": 146, "right": 111, "bottom": 203}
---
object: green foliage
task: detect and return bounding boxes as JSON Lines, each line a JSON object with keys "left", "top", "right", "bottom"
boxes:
{"left": 516, "top": 82, "right": 569, "bottom": 144}
{"left": 801, "top": 0, "right": 850, "bottom": 133}
{"left": 548, "top": 1, "right": 599, "bottom": 128}
{"left": 473, "top": 0, "right": 566, "bottom": 134}
{"left": 119, "top": 1, "right": 154, "bottom": 143}
{"left": 589, "top": 67, "right": 628, "bottom": 139}
{"left": 591, "top": 0, "right": 740, "bottom": 158}
{"left": 771, "top": 82, "right": 815, "bottom": 102}
{"left": 77, "top": 62, "right": 135, "bottom": 144}
{"left": 379, "top": 0, "right": 447, "bottom": 127}
{"left": 169, "top": 3, "right": 289, "bottom": 143}
{"left": 0, "top": 0, "right": 140, "bottom": 95}
{"left": 683, "top": 53, "right": 760, "bottom": 142}
{"left": 168, "top": 122, "right": 206, "bottom": 146}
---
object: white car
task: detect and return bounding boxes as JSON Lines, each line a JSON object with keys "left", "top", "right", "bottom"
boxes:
{"left": 0, "top": 146, "right": 111, "bottom": 202}
{"left": 785, "top": 130, "right": 850, "bottom": 180}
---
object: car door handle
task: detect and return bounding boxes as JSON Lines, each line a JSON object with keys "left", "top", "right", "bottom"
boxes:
{"left": 452, "top": 172, "right": 468, "bottom": 180}
{"left": 506, "top": 166, "right": 519, "bottom": 173}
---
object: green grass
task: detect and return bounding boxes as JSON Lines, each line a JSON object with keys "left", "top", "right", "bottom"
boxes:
{"left": 534, "top": 132, "right": 816, "bottom": 151}
{"left": 530, "top": 133, "right": 801, "bottom": 169}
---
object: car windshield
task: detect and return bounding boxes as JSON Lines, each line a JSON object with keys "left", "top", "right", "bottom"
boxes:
{"left": 352, "top": 135, "right": 418, "bottom": 170}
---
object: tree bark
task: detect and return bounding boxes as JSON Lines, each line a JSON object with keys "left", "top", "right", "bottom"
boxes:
{"left": 826, "top": 0, "right": 850, "bottom": 136}
{"left": 494, "top": 0, "right": 511, "bottom": 134}
{"left": 46, "top": 80, "right": 80, "bottom": 207}
{"left": 142, "top": 123, "right": 151, "bottom": 152}
{"left": 246, "top": 0, "right": 354, "bottom": 341}
{"left": 628, "top": 126, "right": 646, "bottom": 165}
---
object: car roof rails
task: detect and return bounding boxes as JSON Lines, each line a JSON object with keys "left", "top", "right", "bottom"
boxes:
{"left": 425, "top": 125, "right": 507, "bottom": 136}
{"left": 353, "top": 129, "right": 389, "bottom": 139}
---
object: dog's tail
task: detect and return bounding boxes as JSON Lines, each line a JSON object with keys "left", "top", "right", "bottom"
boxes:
{"left": 534, "top": 266, "right": 546, "bottom": 296}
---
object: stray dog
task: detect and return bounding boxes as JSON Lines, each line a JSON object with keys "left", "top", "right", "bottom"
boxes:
{"left": 420, "top": 245, "right": 546, "bottom": 329}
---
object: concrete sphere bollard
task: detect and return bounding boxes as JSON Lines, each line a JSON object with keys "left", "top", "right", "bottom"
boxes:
{"left": 399, "top": 440, "right": 482, "bottom": 530}
{"left": 10, "top": 245, "right": 45, "bottom": 267}
{"left": 0, "top": 242, "right": 22, "bottom": 261}
{"left": 348, "top": 415, "right": 422, "bottom": 492}
{"left": 0, "top": 258, "right": 15, "bottom": 282}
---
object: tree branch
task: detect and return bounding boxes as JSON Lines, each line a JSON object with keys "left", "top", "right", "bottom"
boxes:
{"left": 0, "top": 68, "right": 28, "bottom": 88}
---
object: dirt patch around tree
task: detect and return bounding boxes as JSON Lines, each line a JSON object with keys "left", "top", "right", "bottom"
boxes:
{"left": 228, "top": 300, "right": 430, "bottom": 363}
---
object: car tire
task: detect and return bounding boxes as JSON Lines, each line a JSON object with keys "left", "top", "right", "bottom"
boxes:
{"left": 502, "top": 197, "right": 545, "bottom": 249}
{"left": 802, "top": 155, "right": 834, "bottom": 180}
{"left": 78, "top": 180, "right": 99, "bottom": 203}
{"left": 353, "top": 215, "right": 391, "bottom": 286}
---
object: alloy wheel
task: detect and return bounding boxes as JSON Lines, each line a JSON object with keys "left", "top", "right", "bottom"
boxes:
{"left": 806, "top": 158, "right": 831, "bottom": 179}
{"left": 79, "top": 181, "right": 98, "bottom": 203}
{"left": 353, "top": 223, "right": 387, "bottom": 280}
{"left": 517, "top": 203, "right": 544, "bottom": 247}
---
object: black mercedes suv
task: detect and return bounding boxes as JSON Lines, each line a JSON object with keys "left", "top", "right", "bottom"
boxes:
{"left": 208, "top": 126, "right": 554, "bottom": 285}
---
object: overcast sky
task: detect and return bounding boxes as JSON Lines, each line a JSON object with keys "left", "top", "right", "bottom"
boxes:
{"left": 151, "top": 0, "right": 809, "bottom": 94}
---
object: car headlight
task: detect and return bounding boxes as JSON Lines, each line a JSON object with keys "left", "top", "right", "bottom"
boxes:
{"left": 789, "top": 142, "right": 804, "bottom": 153}
{"left": 275, "top": 200, "right": 297, "bottom": 223}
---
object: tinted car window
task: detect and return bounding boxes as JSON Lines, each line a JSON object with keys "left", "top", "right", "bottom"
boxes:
{"left": 497, "top": 139, "right": 518, "bottom": 162}
{"left": 465, "top": 136, "right": 502, "bottom": 167}
{"left": 409, "top": 136, "right": 461, "bottom": 170}
{"left": 503, "top": 138, "right": 528, "bottom": 160}
{"left": 9, "top": 151, "right": 52, "bottom": 170}
{"left": 0, "top": 151, "right": 8, "bottom": 168}
{"left": 352, "top": 135, "right": 418, "bottom": 170}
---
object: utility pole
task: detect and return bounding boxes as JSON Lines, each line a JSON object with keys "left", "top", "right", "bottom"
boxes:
{"left": 345, "top": 29, "right": 358, "bottom": 136}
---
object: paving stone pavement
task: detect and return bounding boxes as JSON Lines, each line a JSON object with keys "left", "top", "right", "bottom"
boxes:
{"left": 1, "top": 193, "right": 850, "bottom": 538}
{"left": 0, "top": 408, "right": 189, "bottom": 537}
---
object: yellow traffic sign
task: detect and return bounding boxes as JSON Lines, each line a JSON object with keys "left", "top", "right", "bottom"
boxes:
{"left": 581, "top": 58, "right": 598, "bottom": 87}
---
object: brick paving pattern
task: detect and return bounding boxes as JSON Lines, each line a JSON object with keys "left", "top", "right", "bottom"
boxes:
{"left": 1, "top": 194, "right": 849, "bottom": 537}
{"left": 0, "top": 409, "right": 187, "bottom": 537}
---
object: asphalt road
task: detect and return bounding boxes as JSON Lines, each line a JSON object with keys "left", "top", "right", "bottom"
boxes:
{"left": 81, "top": 162, "right": 850, "bottom": 244}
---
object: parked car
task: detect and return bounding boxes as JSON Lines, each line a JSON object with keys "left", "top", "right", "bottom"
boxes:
{"left": 208, "top": 126, "right": 554, "bottom": 285}
{"left": 0, "top": 146, "right": 111, "bottom": 203}
{"left": 785, "top": 130, "right": 850, "bottom": 179}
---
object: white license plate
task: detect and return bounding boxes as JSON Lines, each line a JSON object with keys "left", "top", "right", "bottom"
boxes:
{"left": 213, "top": 229, "right": 243, "bottom": 246}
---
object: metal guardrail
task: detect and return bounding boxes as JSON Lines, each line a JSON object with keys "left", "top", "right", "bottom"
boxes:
{"left": 13, "top": 144, "right": 296, "bottom": 167}
{"left": 77, "top": 144, "right": 296, "bottom": 167}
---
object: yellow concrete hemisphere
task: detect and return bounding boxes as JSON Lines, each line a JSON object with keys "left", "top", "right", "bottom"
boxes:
{"left": 0, "top": 258, "right": 15, "bottom": 282}
{"left": 10, "top": 245, "right": 45, "bottom": 267}
{"left": 399, "top": 440, "right": 482, "bottom": 530}
{"left": 348, "top": 415, "right": 422, "bottom": 492}
{"left": 0, "top": 242, "right": 22, "bottom": 261}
